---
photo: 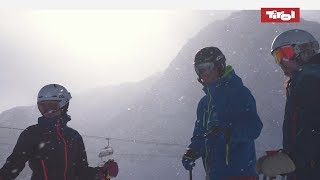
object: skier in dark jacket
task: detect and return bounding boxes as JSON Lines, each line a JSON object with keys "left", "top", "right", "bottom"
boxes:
{"left": 0, "top": 84, "right": 118, "bottom": 180}
{"left": 182, "top": 47, "right": 263, "bottom": 180}
{"left": 257, "top": 29, "right": 320, "bottom": 180}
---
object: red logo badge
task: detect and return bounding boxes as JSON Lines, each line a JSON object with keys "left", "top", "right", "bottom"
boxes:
{"left": 261, "top": 8, "right": 300, "bottom": 23}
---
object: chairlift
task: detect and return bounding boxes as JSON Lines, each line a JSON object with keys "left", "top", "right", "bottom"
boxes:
{"left": 98, "top": 137, "right": 114, "bottom": 158}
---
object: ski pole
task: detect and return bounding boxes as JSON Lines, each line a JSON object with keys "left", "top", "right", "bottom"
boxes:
{"left": 189, "top": 169, "right": 192, "bottom": 180}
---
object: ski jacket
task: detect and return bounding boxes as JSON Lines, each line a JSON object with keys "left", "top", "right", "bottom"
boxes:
{"left": 188, "top": 66, "right": 263, "bottom": 180}
{"left": 283, "top": 53, "right": 320, "bottom": 180}
{"left": 0, "top": 114, "right": 100, "bottom": 180}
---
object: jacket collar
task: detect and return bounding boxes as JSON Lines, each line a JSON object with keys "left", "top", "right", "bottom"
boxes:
{"left": 202, "top": 65, "right": 236, "bottom": 94}
{"left": 307, "top": 53, "right": 320, "bottom": 65}
{"left": 292, "top": 53, "right": 320, "bottom": 80}
{"left": 38, "top": 114, "right": 71, "bottom": 129}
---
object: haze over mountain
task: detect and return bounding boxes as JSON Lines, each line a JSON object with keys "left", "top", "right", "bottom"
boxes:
{"left": 1, "top": 10, "right": 320, "bottom": 179}
{"left": 0, "top": 10, "right": 233, "bottom": 112}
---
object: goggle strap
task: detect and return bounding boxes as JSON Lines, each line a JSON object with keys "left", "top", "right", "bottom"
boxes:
{"left": 293, "top": 45, "right": 301, "bottom": 55}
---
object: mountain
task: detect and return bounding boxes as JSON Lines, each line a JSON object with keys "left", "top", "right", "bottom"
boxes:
{"left": 302, "top": 10, "right": 320, "bottom": 23}
{"left": 1, "top": 10, "right": 320, "bottom": 180}
{"left": 100, "top": 10, "right": 320, "bottom": 150}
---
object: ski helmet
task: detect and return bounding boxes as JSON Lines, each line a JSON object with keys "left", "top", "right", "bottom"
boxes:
{"left": 194, "top": 46, "right": 226, "bottom": 78}
{"left": 271, "top": 29, "right": 319, "bottom": 63}
{"left": 194, "top": 47, "right": 226, "bottom": 66}
{"left": 37, "top": 84, "right": 72, "bottom": 109}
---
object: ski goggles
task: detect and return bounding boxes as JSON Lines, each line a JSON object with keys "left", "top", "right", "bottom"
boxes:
{"left": 272, "top": 45, "right": 296, "bottom": 64}
{"left": 194, "top": 62, "right": 215, "bottom": 75}
{"left": 37, "top": 100, "right": 61, "bottom": 114}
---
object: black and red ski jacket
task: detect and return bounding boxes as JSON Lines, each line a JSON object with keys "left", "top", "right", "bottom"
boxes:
{"left": 283, "top": 53, "right": 320, "bottom": 179}
{"left": 0, "top": 114, "right": 100, "bottom": 180}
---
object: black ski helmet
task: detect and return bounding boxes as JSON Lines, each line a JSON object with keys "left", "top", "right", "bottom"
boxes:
{"left": 194, "top": 47, "right": 226, "bottom": 75}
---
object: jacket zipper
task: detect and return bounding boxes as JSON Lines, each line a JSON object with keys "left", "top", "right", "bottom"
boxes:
{"left": 40, "top": 160, "right": 49, "bottom": 180}
{"left": 56, "top": 121, "right": 68, "bottom": 180}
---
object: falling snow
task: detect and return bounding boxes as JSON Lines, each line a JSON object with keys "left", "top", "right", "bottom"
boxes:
{"left": 38, "top": 142, "right": 46, "bottom": 149}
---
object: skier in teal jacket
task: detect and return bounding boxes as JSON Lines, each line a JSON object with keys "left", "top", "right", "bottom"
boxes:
{"left": 182, "top": 47, "right": 263, "bottom": 180}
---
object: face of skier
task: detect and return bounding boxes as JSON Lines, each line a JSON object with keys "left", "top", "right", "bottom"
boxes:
{"left": 37, "top": 100, "right": 62, "bottom": 118}
{"left": 196, "top": 63, "right": 219, "bottom": 84}
{"left": 279, "top": 59, "right": 299, "bottom": 78}
{"left": 272, "top": 45, "right": 299, "bottom": 78}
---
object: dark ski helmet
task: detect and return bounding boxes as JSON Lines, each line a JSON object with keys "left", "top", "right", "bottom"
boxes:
{"left": 194, "top": 47, "right": 226, "bottom": 77}
{"left": 194, "top": 47, "right": 226, "bottom": 66}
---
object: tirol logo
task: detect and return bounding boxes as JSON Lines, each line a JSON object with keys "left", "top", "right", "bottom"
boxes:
{"left": 261, "top": 8, "right": 300, "bottom": 23}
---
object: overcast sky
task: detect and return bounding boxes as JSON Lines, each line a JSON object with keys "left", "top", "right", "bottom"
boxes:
{"left": 0, "top": 10, "right": 233, "bottom": 112}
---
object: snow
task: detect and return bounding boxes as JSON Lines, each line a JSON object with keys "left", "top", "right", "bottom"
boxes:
{"left": 11, "top": 169, "right": 18, "bottom": 174}
{"left": 38, "top": 142, "right": 46, "bottom": 149}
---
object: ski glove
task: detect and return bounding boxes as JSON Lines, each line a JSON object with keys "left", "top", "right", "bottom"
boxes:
{"left": 256, "top": 150, "right": 295, "bottom": 177}
{"left": 182, "top": 148, "right": 196, "bottom": 171}
{"left": 98, "top": 159, "right": 119, "bottom": 180}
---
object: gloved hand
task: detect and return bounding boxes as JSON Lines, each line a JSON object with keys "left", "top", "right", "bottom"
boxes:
{"left": 182, "top": 148, "right": 196, "bottom": 170}
{"left": 256, "top": 150, "right": 295, "bottom": 177}
{"left": 256, "top": 154, "right": 269, "bottom": 174}
{"left": 98, "top": 159, "right": 119, "bottom": 180}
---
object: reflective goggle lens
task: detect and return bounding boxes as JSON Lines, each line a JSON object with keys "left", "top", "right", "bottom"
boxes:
{"left": 272, "top": 46, "right": 296, "bottom": 64}
{"left": 194, "top": 62, "right": 215, "bottom": 75}
{"left": 37, "top": 101, "right": 60, "bottom": 113}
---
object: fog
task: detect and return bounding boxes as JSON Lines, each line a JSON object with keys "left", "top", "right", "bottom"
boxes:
{"left": 1, "top": 10, "right": 320, "bottom": 180}
{"left": 0, "top": 10, "right": 233, "bottom": 112}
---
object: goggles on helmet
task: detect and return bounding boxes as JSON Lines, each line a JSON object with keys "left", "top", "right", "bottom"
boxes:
{"left": 194, "top": 62, "right": 215, "bottom": 75}
{"left": 272, "top": 45, "right": 296, "bottom": 64}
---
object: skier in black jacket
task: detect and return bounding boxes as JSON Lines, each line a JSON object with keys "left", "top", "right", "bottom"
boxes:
{"left": 0, "top": 84, "right": 118, "bottom": 180}
{"left": 256, "top": 29, "right": 320, "bottom": 180}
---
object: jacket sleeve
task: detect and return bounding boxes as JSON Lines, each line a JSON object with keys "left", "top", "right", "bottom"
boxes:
{"left": 288, "top": 75, "right": 320, "bottom": 168}
{"left": 187, "top": 98, "right": 206, "bottom": 159}
{"left": 74, "top": 135, "right": 100, "bottom": 180}
{"left": 227, "top": 88, "right": 263, "bottom": 144}
{"left": 0, "top": 127, "right": 34, "bottom": 179}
